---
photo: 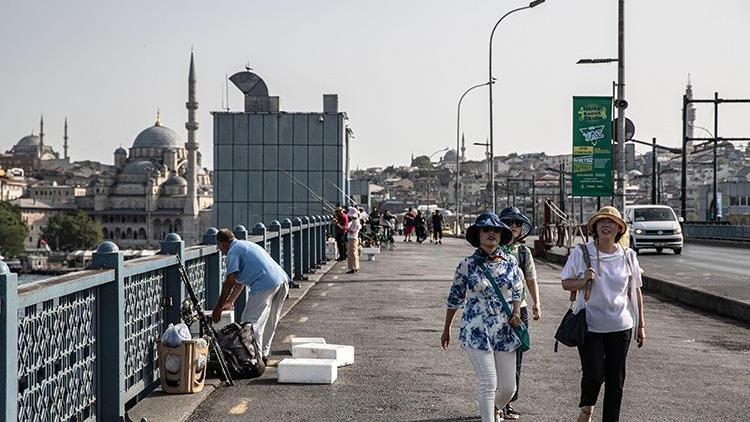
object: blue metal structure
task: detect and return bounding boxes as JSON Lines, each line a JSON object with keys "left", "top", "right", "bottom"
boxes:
{"left": 0, "top": 216, "right": 331, "bottom": 421}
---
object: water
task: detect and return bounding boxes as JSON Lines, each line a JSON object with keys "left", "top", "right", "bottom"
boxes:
{"left": 17, "top": 274, "right": 52, "bottom": 285}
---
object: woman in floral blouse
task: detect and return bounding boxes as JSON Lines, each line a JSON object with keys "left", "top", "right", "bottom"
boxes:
{"left": 442, "top": 212, "right": 525, "bottom": 422}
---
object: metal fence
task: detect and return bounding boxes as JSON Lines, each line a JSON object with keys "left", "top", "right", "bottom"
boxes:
{"left": 1, "top": 216, "right": 331, "bottom": 421}
{"left": 683, "top": 223, "right": 750, "bottom": 242}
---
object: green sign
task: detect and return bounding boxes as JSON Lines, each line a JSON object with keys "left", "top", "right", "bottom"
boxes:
{"left": 572, "top": 96, "right": 613, "bottom": 197}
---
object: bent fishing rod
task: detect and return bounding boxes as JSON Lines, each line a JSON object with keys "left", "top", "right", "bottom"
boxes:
{"left": 325, "top": 180, "right": 359, "bottom": 207}
{"left": 277, "top": 168, "right": 336, "bottom": 213}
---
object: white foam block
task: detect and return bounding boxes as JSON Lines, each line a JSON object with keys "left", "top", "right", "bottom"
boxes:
{"left": 288, "top": 337, "right": 326, "bottom": 352}
{"left": 189, "top": 310, "right": 234, "bottom": 335}
{"left": 361, "top": 247, "right": 380, "bottom": 255}
{"left": 292, "top": 343, "right": 354, "bottom": 367}
{"left": 277, "top": 358, "right": 338, "bottom": 384}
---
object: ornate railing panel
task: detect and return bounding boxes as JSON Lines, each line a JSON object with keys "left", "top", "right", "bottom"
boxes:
{"left": 184, "top": 257, "right": 207, "bottom": 309}
{"left": 123, "top": 269, "right": 165, "bottom": 396}
{"left": 17, "top": 289, "right": 97, "bottom": 422}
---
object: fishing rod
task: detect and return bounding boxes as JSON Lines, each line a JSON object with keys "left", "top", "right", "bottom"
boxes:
{"left": 325, "top": 180, "right": 359, "bottom": 207}
{"left": 277, "top": 168, "right": 337, "bottom": 212}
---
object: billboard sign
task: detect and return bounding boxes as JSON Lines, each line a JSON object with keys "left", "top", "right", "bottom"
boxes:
{"left": 572, "top": 96, "right": 613, "bottom": 197}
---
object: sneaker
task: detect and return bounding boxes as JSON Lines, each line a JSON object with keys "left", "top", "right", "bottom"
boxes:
{"left": 495, "top": 408, "right": 505, "bottom": 422}
{"left": 503, "top": 404, "right": 520, "bottom": 420}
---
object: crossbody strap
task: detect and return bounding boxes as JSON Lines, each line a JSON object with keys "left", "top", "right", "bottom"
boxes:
{"left": 478, "top": 262, "right": 514, "bottom": 319}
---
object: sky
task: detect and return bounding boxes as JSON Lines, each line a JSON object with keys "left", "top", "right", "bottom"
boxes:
{"left": 2, "top": 0, "right": 750, "bottom": 170}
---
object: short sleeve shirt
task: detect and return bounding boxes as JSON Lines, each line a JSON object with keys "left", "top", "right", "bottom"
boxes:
{"left": 225, "top": 240, "right": 289, "bottom": 294}
{"left": 505, "top": 243, "right": 537, "bottom": 306}
{"left": 561, "top": 242, "right": 642, "bottom": 333}
{"left": 446, "top": 249, "right": 524, "bottom": 352}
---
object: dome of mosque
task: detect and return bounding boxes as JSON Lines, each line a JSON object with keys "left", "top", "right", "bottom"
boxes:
{"left": 132, "top": 124, "right": 181, "bottom": 149}
{"left": 163, "top": 172, "right": 188, "bottom": 186}
{"left": 11, "top": 134, "right": 42, "bottom": 155}
{"left": 17, "top": 135, "right": 41, "bottom": 146}
{"left": 122, "top": 160, "right": 158, "bottom": 175}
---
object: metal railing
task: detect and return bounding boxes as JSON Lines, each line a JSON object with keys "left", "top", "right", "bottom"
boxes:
{"left": 683, "top": 223, "right": 750, "bottom": 242}
{"left": 1, "top": 216, "right": 332, "bottom": 421}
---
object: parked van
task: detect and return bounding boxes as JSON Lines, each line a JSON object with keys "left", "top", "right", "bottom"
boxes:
{"left": 623, "top": 205, "right": 684, "bottom": 254}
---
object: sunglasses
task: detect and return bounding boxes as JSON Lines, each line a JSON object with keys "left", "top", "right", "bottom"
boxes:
{"left": 480, "top": 227, "right": 503, "bottom": 233}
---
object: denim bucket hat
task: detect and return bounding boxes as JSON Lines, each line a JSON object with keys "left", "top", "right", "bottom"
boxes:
{"left": 498, "top": 206, "right": 533, "bottom": 239}
{"left": 465, "top": 212, "right": 513, "bottom": 248}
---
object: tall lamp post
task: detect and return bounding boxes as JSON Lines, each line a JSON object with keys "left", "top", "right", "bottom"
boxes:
{"left": 427, "top": 147, "right": 449, "bottom": 211}
{"left": 488, "top": 0, "right": 546, "bottom": 213}
{"left": 456, "top": 80, "right": 494, "bottom": 234}
{"left": 474, "top": 141, "right": 491, "bottom": 210}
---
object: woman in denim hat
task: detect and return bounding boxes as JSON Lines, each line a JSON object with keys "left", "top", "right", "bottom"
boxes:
{"left": 497, "top": 207, "right": 541, "bottom": 420}
{"left": 441, "top": 212, "right": 525, "bottom": 422}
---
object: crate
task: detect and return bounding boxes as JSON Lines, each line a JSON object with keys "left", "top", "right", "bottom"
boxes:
{"left": 157, "top": 338, "right": 209, "bottom": 394}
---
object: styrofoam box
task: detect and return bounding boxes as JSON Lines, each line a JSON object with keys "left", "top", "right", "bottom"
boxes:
{"left": 289, "top": 337, "right": 326, "bottom": 352}
{"left": 189, "top": 310, "right": 234, "bottom": 336}
{"left": 277, "top": 358, "right": 338, "bottom": 384}
{"left": 361, "top": 247, "right": 380, "bottom": 255}
{"left": 292, "top": 343, "right": 354, "bottom": 367}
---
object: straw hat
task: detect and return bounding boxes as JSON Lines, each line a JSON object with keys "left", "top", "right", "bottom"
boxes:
{"left": 587, "top": 206, "right": 627, "bottom": 236}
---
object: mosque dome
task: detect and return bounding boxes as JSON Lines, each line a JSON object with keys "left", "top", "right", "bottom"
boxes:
{"left": 122, "top": 160, "right": 158, "bottom": 175}
{"left": 17, "top": 135, "right": 41, "bottom": 146}
{"left": 443, "top": 149, "right": 458, "bottom": 162}
{"left": 163, "top": 172, "right": 187, "bottom": 186}
{"left": 115, "top": 146, "right": 127, "bottom": 155}
{"left": 11, "top": 134, "right": 41, "bottom": 155}
{"left": 132, "top": 124, "right": 181, "bottom": 149}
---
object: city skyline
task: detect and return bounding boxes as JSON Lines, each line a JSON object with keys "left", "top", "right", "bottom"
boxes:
{"left": 2, "top": 0, "right": 750, "bottom": 170}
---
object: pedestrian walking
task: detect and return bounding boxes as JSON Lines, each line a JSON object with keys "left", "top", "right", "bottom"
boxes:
{"left": 333, "top": 205, "right": 349, "bottom": 261}
{"left": 442, "top": 212, "right": 526, "bottom": 422}
{"left": 431, "top": 210, "right": 444, "bottom": 244}
{"left": 346, "top": 207, "right": 361, "bottom": 274}
{"left": 414, "top": 210, "right": 428, "bottom": 243}
{"left": 498, "top": 207, "right": 541, "bottom": 420}
{"left": 212, "top": 229, "right": 290, "bottom": 365}
{"left": 403, "top": 208, "right": 416, "bottom": 242}
{"left": 561, "top": 206, "right": 646, "bottom": 422}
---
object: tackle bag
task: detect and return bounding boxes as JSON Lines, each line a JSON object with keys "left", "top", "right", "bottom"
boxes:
{"left": 214, "top": 322, "right": 265, "bottom": 379}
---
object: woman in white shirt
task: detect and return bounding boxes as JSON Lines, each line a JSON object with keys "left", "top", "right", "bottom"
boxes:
{"left": 561, "top": 206, "right": 646, "bottom": 422}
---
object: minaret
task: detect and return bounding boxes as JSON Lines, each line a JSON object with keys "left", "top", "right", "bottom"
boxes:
{"left": 460, "top": 133, "right": 466, "bottom": 162}
{"left": 39, "top": 115, "right": 45, "bottom": 159}
{"left": 63, "top": 117, "right": 69, "bottom": 160}
{"left": 184, "top": 51, "right": 200, "bottom": 217}
{"left": 685, "top": 74, "right": 696, "bottom": 154}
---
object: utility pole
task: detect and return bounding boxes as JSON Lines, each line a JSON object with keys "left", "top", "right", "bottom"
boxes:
{"left": 651, "top": 137, "right": 657, "bottom": 205}
{"left": 616, "top": 0, "right": 627, "bottom": 211}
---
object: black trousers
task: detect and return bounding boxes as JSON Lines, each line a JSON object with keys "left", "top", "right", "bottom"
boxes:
{"left": 509, "top": 306, "right": 529, "bottom": 403}
{"left": 336, "top": 232, "right": 347, "bottom": 259}
{"left": 577, "top": 329, "right": 632, "bottom": 422}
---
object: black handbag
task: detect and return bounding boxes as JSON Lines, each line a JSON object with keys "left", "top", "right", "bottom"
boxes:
{"left": 554, "top": 244, "right": 592, "bottom": 352}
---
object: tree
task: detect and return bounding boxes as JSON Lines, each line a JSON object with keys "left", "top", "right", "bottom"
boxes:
{"left": 0, "top": 202, "right": 29, "bottom": 257}
{"left": 411, "top": 155, "right": 433, "bottom": 169}
{"left": 41, "top": 210, "right": 103, "bottom": 252}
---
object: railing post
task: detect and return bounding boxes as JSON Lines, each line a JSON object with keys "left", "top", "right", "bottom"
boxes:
{"left": 269, "top": 220, "right": 282, "bottom": 265}
{"left": 301, "top": 216, "right": 312, "bottom": 274}
{"left": 0, "top": 261, "right": 18, "bottom": 422}
{"left": 201, "top": 227, "right": 221, "bottom": 310}
{"left": 317, "top": 215, "right": 326, "bottom": 264}
{"left": 281, "top": 219, "right": 295, "bottom": 281}
{"left": 310, "top": 216, "right": 320, "bottom": 269}
{"left": 89, "top": 241, "right": 125, "bottom": 421}
{"left": 321, "top": 215, "right": 330, "bottom": 261}
{"left": 160, "top": 233, "right": 185, "bottom": 325}
{"left": 252, "top": 222, "right": 267, "bottom": 250}
{"left": 231, "top": 225, "right": 249, "bottom": 322}
{"left": 233, "top": 224, "right": 248, "bottom": 240}
{"left": 292, "top": 217, "right": 307, "bottom": 281}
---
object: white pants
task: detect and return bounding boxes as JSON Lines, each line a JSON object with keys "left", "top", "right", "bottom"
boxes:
{"left": 241, "top": 282, "right": 289, "bottom": 357}
{"left": 466, "top": 348, "right": 518, "bottom": 422}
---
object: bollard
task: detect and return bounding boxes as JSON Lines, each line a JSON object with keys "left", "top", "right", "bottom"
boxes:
{"left": 89, "top": 241, "right": 126, "bottom": 421}
{"left": 201, "top": 227, "right": 221, "bottom": 309}
{"left": 160, "top": 233, "right": 186, "bottom": 325}
{"left": 0, "top": 260, "right": 18, "bottom": 422}
{"left": 292, "top": 217, "right": 307, "bottom": 281}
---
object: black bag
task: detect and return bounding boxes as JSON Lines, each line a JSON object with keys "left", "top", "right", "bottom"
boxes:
{"left": 214, "top": 322, "right": 265, "bottom": 379}
{"left": 554, "top": 244, "right": 591, "bottom": 352}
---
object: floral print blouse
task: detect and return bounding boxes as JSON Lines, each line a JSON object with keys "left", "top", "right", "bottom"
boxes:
{"left": 446, "top": 248, "right": 524, "bottom": 352}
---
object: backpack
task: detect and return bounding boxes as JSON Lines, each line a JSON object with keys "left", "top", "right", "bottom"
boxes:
{"left": 518, "top": 245, "right": 528, "bottom": 278}
{"left": 215, "top": 322, "right": 266, "bottom": 379}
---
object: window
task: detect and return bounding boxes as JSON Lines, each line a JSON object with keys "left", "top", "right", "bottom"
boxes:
{"left": 634, "top": 208, "right": 676, "bottom": 222}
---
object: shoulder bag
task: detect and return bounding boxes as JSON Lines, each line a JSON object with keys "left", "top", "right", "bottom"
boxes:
{"left": 554, "top": 243, "right": 591, "bottom": 352}
{"left": 478, "top": 263, "right": 531, "bottom": 352}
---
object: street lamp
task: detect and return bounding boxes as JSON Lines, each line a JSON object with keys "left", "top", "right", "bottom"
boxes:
{"left": 488, "top": 0, "right": 546, "bottom": 213}
{"left": 456, "top": 80, "right": 494, "bottom": 234}
{"left": 473, "top": 141, "right": 492, "bottom": 210}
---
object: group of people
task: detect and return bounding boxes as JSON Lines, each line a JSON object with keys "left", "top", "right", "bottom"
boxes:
{"left": 402, "top": 208, "right": 444, "bottom": 244}
{"left": 332, "top": 204, "right": 399, "bottom": 274}
{"left": 443, "top": 206, "right": 645, "bottom": 422}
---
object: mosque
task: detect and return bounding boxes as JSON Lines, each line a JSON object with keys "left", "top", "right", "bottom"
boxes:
{"left": 3, "top": 53, "right": 213, "bottom": 249}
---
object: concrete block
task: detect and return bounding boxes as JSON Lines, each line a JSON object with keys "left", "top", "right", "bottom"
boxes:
{"left": 292, "top": 343, "right": 354, "bottom": 367}
{"left": 289, "top": 336, "right": 326, "bottom": 352}
{"left": 189, "top": 310, "right": 234, "bottom": 336}
{"left": 277, "top": 358, "right": 338, "bottom": 384}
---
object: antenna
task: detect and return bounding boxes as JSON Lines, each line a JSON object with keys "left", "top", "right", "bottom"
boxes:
{"left": 245, "top": 61, "right": 253, "bottom": 71}
{"left": 220, "top": 85, "right": 225, "bottom": 111}
{"left": 225, "top": 74, "right": 230, "bottom": 111}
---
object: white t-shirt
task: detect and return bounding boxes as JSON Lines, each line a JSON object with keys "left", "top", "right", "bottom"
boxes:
{"left": 561, "top": 242, "right": 642, "bottom": 333}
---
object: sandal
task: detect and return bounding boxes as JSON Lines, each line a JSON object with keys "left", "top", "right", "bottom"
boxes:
{"left": 577, "top": 406, "right": 593, "bottom": 422}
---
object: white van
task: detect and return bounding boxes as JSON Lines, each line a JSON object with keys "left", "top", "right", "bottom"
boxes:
{"left": 623, "top": 205, "right": 684, "bottom": 254}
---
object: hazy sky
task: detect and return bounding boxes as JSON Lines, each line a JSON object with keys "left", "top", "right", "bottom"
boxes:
{"left": 2, "top": 0, "right": 750, "bottom": 170}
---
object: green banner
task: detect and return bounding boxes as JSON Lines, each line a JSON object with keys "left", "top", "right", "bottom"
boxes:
{"left": 572, "top": 96, "right": 613, "bottom": 197}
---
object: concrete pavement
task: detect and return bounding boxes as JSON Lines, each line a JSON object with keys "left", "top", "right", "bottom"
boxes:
{"left": 190, "top": 237, "right": 750, "bottom": 421}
